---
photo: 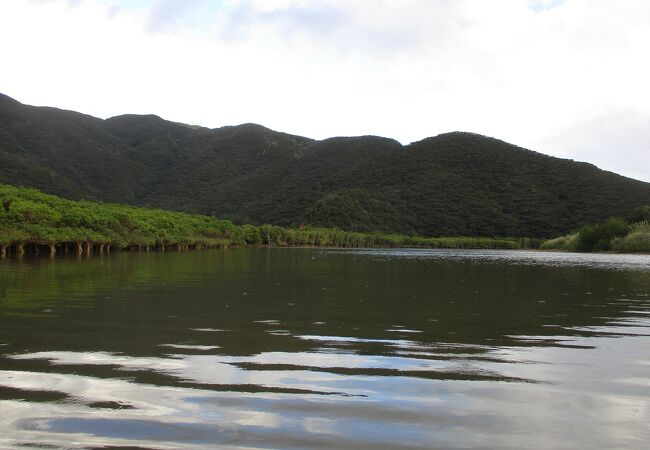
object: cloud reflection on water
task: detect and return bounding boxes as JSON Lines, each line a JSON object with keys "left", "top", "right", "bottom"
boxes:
{"left": 0, "top": 248, "right": 649, "bottom": 449}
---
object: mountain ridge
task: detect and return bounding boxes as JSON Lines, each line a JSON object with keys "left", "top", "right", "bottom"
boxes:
{"left": 1, "top": 93, "right": 648, "bottom": 237}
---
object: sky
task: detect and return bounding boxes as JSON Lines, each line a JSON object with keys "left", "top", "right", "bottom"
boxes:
{"left": 1, "top": 0, "right": 649, "bottom": 181}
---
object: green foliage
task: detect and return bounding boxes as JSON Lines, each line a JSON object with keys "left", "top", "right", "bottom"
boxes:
{"left": 542, "top": 215, "right": 650, "bottom": 253}
{"left": 0, "top": 184, "right": 526, "bottom": 253}
{"left": 241, "top": 224, "right": 263, "bottom": 245}
{"left": 539, "top": 233, "right": 578, "bottom": 251}
{"left": 572, "top": 217, "right": 630, "bottom": 252}
{"left": 611, "top": 222, "right": 650, "bottom": 253}
{"left": 629, "top": 206, "right": 650, "bottom": 223}
{"left": 0, "top": 184, "right": 246, "bottom": 249}
{"left": 2, "top": 93, "right": 650, "bottom": 238}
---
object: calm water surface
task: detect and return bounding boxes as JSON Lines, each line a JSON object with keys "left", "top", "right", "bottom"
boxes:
{"left": 0, "top": 248, "right": 649, "bottom": 449}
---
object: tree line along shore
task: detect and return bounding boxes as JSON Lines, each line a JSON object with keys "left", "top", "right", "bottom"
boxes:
{"left": 1, "top": 184, "right": 648, "bottom": 257}
{"left": 0, "top": 184, "right": 530, "bottom": 258}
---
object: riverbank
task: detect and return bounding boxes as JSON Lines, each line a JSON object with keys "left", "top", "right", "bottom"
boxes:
{"left": 1, "top": 184, "right": 534, "bottom": 257}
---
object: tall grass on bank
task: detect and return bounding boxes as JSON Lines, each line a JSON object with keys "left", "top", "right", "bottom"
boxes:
{"left": 249, "top": 224, "right": 523, "bottom": 249}
{"left": 0, "top": 184, "right": 526, "bottom": 257}
{"left": 539, "top": 233, "right": 578, "bottom": 251}
{"left": 612, "top": 222, "right": 650, "bottom": 253}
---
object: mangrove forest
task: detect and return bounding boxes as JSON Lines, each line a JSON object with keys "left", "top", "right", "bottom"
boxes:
{"left": 0, "top": 183, "right": 529, "bottom": 257}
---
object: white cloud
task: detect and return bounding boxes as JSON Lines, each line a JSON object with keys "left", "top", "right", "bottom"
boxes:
{"left": 527, "top": 0, "right": 566, "bottom": 12}
{"left": 145, "top": 0, "right": 204, "bottom": 33}
{"left": 1, "top": 0, "right": 649, "bottom": 181}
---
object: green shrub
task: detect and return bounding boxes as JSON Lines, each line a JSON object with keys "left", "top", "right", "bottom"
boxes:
{"left": 572, "top": 217, "right": 630, "bottom": 252}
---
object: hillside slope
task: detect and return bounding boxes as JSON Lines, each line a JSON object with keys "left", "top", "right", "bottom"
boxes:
{"left": 1, "top": 93, "right": 648, "bottom": 237}
{"left": 0, "top": 93, "right": 147, "bottom": 202}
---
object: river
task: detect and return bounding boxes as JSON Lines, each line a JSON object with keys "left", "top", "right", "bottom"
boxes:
{"left": 1, "top": 248, "right": 649, "bottom": 449}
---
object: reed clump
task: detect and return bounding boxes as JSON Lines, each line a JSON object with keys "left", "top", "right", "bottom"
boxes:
{"left": 539, "top": 233, "right": 578, "bottom": 251}
{"left": 611, "top": 222, "right": 650, "bottom": 253}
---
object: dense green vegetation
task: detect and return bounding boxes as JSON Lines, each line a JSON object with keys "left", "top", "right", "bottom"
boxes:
{"left": 2, "top": 93, "right": 650, "bottom": 238}
{"left": 0, "top": 184, "right": 526, "bottom": 257}
{"left": 541, "top": 207, "right": 650, "bottom": 253}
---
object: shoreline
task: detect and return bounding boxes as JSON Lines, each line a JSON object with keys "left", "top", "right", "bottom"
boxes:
{"left": 2, "top": 245, "right": 649, "bottom": 260}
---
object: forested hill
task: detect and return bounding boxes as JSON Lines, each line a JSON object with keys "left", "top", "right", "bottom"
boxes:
{"left": 1, "top": 92, "right": 649, "bottom": 238}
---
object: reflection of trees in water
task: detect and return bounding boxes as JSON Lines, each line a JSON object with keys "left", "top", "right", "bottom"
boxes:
{"left": 0, "top": 249, "right": 648, "bottom": 363}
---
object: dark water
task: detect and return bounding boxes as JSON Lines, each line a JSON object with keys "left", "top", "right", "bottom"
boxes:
{"left": 0, "top": 248, "right": 649, "bottom": 449}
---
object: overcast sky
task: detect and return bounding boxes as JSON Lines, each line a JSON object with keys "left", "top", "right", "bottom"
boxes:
{"left": 1, "top": 0, "right": 649, "bottom": 181}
